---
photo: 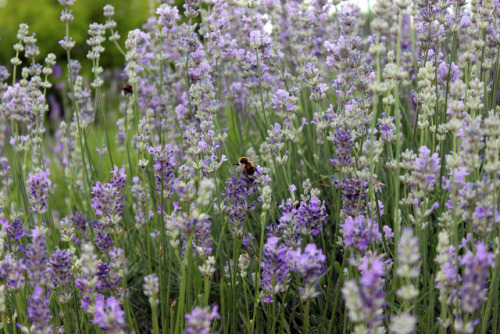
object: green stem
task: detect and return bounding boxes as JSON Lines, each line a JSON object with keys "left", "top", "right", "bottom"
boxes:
{"left": 232, "top": 233, "right": 240, "bottom": 333}
{"left": 303, "top": 299, "right": 311, "bottom": 334}
{"left": 63, "top": 11, "right": 93, "bottom": 214}
{"left": 255, "top": 49, "right": 269, "bottom": 132}
{"left": 96, "top": 87, "right": 114, "bottom": 168}
{"left": 152, "top": 305, "right": 160, "bottom": 334}
{"left": 204, "top": 275, "right": 210, "bottom": 307}
{"left": 251, "top": 211, "right": 268, "bottom": 334}
{"left": 175, "top": 233, "right": 194, "bottom": 333}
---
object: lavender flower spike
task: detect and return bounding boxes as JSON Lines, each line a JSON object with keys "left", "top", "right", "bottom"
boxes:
{"left": 91, "top": 166, "right": 127, "bottom": 227}
{"left": 289, "top": 243, "right": 326, "bottom": 300}
{"left": 26, "top": 169, "right": 52, "bottom": 215}
{"left": 27, "top": 287, "right": 53, "bottom": 334}
{"left": 0, "top": 252, "right": 26, "bottom": 291}
{"left": 459, "top": 241, "right": 495, "bottom": 314}
{"left": 343, "top": 253, "right": 388, "bottom": 332}
{"left": 46, "top": 248, "right": 73, "bottom": 303}
{"left": 341, "top": 215, "right": 382, "bottom": 252}
{"left": 143, "top": 274, "right": 159, "bottom": 306}
{"left": 148, "top": 145, "right": 177, "bottom": 199}
{"left": 260, "top": 236, "right": 291, "bottom": 303}
{"left": 22, "top": 226, "right": 48, "bottom": 287}
{"left": 184, "top": 305, "right": 220, "bottom": 334}
{"left": 93, "top": 294, "right": 128, "bottom": 333}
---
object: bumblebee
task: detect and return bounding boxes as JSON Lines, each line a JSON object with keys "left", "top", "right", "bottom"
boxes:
{"left": 121, "top": 84, "right": 133, "bottom": 96}
{"left": 235, "top": 157, "right": 258, "bottom": 176}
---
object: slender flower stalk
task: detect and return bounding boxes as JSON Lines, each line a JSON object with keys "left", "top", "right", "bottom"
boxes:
{"left": 144, "top": 273, "right": 160, "bottom": 334}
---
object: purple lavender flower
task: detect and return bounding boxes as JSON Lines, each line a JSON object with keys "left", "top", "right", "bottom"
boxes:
{"left": 180, "top": 118, "right": 226, "bottom": 174}
{"left": 148, "top": 145, "right": 178, "bottom": 200}
{"left": 143, "top": 274, "right": 159, "bottom": 306}
{"left": 309, "top": 83, "right": 329, "bottom": 103}
{"left": 302, "top": 63, "right": 328, "bottom": 101}
{"left": 271, "top": 89, "right": 297, "bottom": 121}
{"left": 69, "top": 211, "right": 89, "bottom": 232}
{"left": 91, "top": 166, "right": 127, "bottom": 226}
{"left": 27, "top": 287, "right": 53, "bottom": 334}
{"left": 414, "top": 1, "right": 442, "bottom": 54}
{"left": 164, "top": 202, "right": 211, "bottom": 243}
{"left": 21, "top": 227, "right": 48, "bottom": 287}
{"left": 0, "top": 66, "right": 10, "bottom": 96}
{"left": 58, "top": 0, "right": 75, "bottom": 7}
{"left": 217, "top": 174, "right": 258, "bottom": 236}
{"left": 75, "top": 243, "right": 98, "bottom": 314}
{"left": 124, "top": 29, "right": 154, "bottom": 75}
{"left": 67, "top": 72, "right": 95, "bottom": 126}
{"left": 343, "top": 253, "right": 388, "bottom": 331}
{"left": 2, "top": 83, "right": 28, "bottom": 121}
{"left": 377, "top": 114, "right": 396, "bottom": 143}
{"left": 329, "top": 130, "right": 354, "bottom": 168}
{"left": 184, "top": 305, "right": 220, "bottom": 334}
{"left": 6, "top": 218, "right": 27, "bottom": 241}
{"left": 435, "top": 240, "right": 459, "bottom": 298}
{"left": 95, "top": 261, "right": 120, "bottom": 293}
{"left": 130, "top": 176, "right": 152, "bottom": 229}
{"left": 260, "top": 236, "right": 291, "bottom": 303}
{"left": 0, "top": 252, "right": 26, "bottom": 291}
{"left": 26, "top": 169, "right": 52, "bottom": 215}
{"left": 91, "top": 220, "right": 114, "bottom": 253}
{"left": 459, "top": 241, "right": 495, "bottom": 314}
{"left": 471, "top": 202, "right": 500, "bottom": 238}
{"left": 194, "top": 217, "right": 213, "bottom": 260}
{"left": 289, "top": 243, "right": 326, "bottom": 300}
{"left": 460, "top": 13, "right": 472, "bottom": 28}
{"left": 341, "top": 215, "right": 382, "bottom": 252}
{"left": 324, "top": 4, "right": 372, "bottom": 110}
{"left": 272, "top": 196, "right": 328, "bottom": 247}
{"left": 93, "top": 294, "right": 128, "bottom": 333}
{"left": 298, "top": 196, "right": 328, "bottom": 236}
{"left": 46, "top": 248, "right": 73, "bottom": 302}
{"left": 269, "top": 199, "right": 302, "bottom": 248}
{"left": 413, "top": 146, "right": 440, "bottom": 191}
{"left": 0, "top": 217, "right": 7, "bottom": 236}
{"left": 183, "top": 0, "right": 202, "bottom": 19}
{"left": 156, "top": 4, "right": 181, "bottom": 30}
{"left": 437, "top": 61, "right": 461, "bottom": 85}
{"left": 108, "top": 247, "right": 126, "bottom": 278}
{"left": 333, "top": 177, "right": 369, "bottom": 217}
{"left": 0, "top": 157, "right": 12, "bottom": 189}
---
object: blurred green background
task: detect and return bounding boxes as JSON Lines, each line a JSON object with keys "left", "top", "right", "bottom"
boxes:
{"left": 0, "top": 0, "right": 154, "bottom": 70}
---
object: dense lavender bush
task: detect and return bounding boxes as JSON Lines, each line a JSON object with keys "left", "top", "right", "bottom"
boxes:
{"left": 0, "top": 0, "right": 499, "bottom": 333}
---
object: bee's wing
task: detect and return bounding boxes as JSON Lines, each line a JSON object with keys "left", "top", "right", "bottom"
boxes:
{"left": 249, "top": 156, "right": 259, "bottom": 164}
{"left": 235, "top": 163, "right": 245, "bottom": 171}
